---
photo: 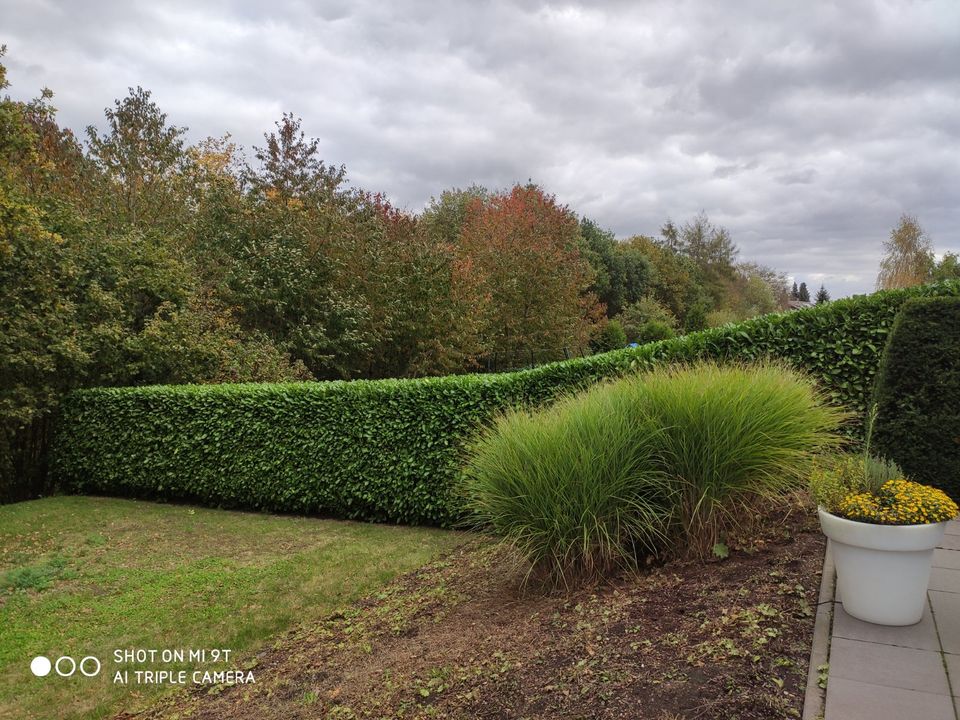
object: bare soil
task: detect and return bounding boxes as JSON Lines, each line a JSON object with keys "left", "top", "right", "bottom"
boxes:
{"left": 124, "top": 507, "right": 824, "bottom": 720}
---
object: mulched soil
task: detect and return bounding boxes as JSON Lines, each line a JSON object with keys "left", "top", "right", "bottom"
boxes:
{"left": 123, "top": 505, "right": 824, "bottom": 720}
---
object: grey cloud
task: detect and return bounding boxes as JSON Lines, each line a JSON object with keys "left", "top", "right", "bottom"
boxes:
{"left": 3, "top": 0, "right": 959, "bottom": 298}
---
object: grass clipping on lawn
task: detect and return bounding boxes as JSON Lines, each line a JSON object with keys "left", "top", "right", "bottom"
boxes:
{"left": 461, "top": 362, "right": 847, "bottom": 581}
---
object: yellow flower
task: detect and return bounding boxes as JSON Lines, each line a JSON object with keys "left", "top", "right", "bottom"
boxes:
{"left": 836, "top": 479, "right": 958, "bottom": 525}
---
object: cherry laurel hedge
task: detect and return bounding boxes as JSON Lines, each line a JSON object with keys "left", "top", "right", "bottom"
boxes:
{"left": 52, "top": 280, "right": 960, "bottom": 527}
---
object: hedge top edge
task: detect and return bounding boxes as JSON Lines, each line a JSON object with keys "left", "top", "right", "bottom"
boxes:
{"left": 65, "top": 280, "right": 960, "bottom": 399}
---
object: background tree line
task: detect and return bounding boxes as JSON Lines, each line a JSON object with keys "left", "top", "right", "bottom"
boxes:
{"left": 1, "top": 51, "right": 793, "bottom": 499}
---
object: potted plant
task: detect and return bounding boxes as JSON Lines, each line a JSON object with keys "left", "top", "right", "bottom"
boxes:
{"left": 811, "top": 413, "right": 958, "bottom": 626}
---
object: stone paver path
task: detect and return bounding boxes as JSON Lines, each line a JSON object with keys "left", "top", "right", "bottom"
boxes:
{"left": 823, "top": 520, "right": 960, "bottom": 720}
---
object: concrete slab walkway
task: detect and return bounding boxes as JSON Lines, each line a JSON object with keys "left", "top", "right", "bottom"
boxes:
{"left": 819, "top": 520, "right": 960, "bottom": 720}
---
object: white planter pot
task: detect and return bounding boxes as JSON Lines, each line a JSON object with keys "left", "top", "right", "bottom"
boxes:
{"left": 818, "top": 508, "right": 947, "bottom": 626}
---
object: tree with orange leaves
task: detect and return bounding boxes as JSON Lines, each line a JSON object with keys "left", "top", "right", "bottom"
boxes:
{"left": 453, "top": 184, "right": 602, "bottom": 362}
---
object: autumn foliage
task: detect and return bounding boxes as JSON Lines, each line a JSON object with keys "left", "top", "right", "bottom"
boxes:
{"left": 453, "top": 186, "right": 602, "bottom": 364}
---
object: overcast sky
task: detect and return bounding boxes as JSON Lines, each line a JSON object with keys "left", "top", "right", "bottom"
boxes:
{"left": 3, "top": 0, "right": 959, "bottom": 296}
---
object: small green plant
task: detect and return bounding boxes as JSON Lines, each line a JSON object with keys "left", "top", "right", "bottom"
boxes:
{"left": 810, "top": 456, "right": 856, "bottom": 512}
{"left": 861, "top": 405, "right": 902, "bottom": 492}
{"left": 817, "top": 662, "right": 829, "bottom": 689}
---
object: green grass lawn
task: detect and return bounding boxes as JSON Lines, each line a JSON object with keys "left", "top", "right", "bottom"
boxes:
{"left": 0, "top": 496, "right": 465, "bottom": 720}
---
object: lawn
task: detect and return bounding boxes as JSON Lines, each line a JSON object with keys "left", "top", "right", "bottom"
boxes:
{"left": 0, "top": 496, "right": 465, "bottom": 720}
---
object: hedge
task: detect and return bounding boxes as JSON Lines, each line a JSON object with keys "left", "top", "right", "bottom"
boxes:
{"left": 51, "top": 280, "right": 960, "bottom": 527}
{"left": 872, "top": 295, "right": 960, "bottom": 500}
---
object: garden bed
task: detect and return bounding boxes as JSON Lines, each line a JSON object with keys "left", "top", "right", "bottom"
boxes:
{"left": 132, "top": 504, "right": 824, "bottom": 720}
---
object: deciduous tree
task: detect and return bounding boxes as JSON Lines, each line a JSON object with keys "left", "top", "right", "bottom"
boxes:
{"left": 86, "top": 86, "right": 189, "bottom": 233}
{"left": 877, "top": 214, "right": 934, "bottom": 290}
{"left": 453, "top": 185, "right": 602, "bottom": 360}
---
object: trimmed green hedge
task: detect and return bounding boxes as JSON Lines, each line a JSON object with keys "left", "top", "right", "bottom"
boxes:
{"left": 52, "top": 281, "right": 960, "bottom": 526}
{"left": 872, "top": 296, "right": 960, "bottom": 500}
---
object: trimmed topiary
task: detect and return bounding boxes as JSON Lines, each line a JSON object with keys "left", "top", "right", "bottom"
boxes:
{"left": 872, "top": 295, "right": 960, "bottom": 499}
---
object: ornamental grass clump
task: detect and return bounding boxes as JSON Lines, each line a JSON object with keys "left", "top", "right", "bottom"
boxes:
{"left": 462, "top": 362, "right": 847, "bottom": 581}
{"left": 461, "top": 386, "right": 677, "bottom": 582}
{"left": 630, "top": 363, "right": 848, "bottom": 556}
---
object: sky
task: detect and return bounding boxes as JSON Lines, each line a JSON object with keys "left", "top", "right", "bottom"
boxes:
{"left": 3, "top": 0, "right": 959, "bottom": 297}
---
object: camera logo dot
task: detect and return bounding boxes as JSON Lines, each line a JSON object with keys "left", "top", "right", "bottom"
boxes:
{"left": 30, "top": 656, "right": 51, "bottom": 677}
{"left": 30, "top": 655, "right": 100, "bottom": 678}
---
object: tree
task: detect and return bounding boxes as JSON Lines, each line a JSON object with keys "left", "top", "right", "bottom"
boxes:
{"left": 816, "top": 285, "right": 830, "bottom": 304}
{"left": 173, "top": 116, "right": 368, "bottom": 379}
{"left": 932, "top": 253, "right": 960, "bottom": 283}
{"left": 590, "top": 319, "right": 627, "bottom": 352}
{"left": 248, "top": 113, "right": 346, "bottom": 202}
{"left": 0, "top": 56, "right": 305, "bottom": 501}
{"left": 791, "top": 282, "right": 799, "bottom": 300}
{"left": 420, "top": 185, "right": 489, "bottom": 246}
{"left": 579, "top": 218, "right": 652, "bottom": 317}
{"left": 734, "top": 262, "right": 789, "bottom": 314}
{"left": 618, "top": 297, "right": 678, "bottom": 344}
{"left": 86, "top": 86, "right": 188, "bottom": 232}
{"left": 877, "top": 214, "right": 935, "bottom": 290}
{"left": 330, "top": 193, "right": 481, "bottom": 378}
{"left": 798, "top": 282, "right": 810, "bottom": 302}
{"left": 676, "top": 211, "right": 739, "bottom": 301}
{"left": 624, "top": 234, "right": 702, "bottom": 323}
{"left": 453, "top": 185, "right": 602, "bottom": 360}
{"left": 660, "top": 218, "right": 681, "bottom": 252}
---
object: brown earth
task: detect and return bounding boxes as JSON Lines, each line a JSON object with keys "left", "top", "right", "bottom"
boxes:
{"left": 122, "top": 506, "right": 824, "bottom": 720}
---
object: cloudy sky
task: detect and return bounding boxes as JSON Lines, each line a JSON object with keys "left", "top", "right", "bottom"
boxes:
{"left": 4, "top": 0, "right": 959, "bottom": 296}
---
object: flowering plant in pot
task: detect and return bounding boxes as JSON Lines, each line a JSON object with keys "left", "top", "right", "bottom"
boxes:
{"left": 812, "top": 441, "right": 958, "bottom": 626}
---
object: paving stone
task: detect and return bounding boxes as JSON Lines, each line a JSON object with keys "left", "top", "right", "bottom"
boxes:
{"left": 828, "top": 637, "right": 950, "bottom": 694}
{"left": 824, "top": 677, "right": 955, "bottom": 720}
{"left": 940, "top": 533, "right": 960, "bottom": 550}
{"left": 931, "top": 566, "right": 960, "bottom": 594}
{"left": 945, "top": 521, "right": 960, "bottom": 537}
{"left": 943, "top": 653, "right": 960, "bottom": 696}
{"left": 931, "top": 590, "right": 960, "bottom": 655}
{"left": 934, "top": 548, "right": 960, "bottom": 569}
{"left": 832, "top": 604, "right": 940, "bottom": 651}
